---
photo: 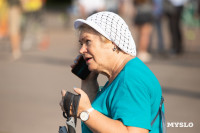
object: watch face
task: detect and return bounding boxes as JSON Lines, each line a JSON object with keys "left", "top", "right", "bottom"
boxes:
{"left": 80, "top": 111, "right": 89, "bottom": 121}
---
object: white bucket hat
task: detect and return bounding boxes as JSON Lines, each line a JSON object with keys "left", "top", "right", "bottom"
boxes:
{"left": 74, "top": 11, "right": 136, "bottom": 56}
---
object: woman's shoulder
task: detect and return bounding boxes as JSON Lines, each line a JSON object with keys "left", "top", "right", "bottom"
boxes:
{"left": 122, "top": 57, "right": 159, "bottom": 86}
{"left": 125, "top": 57, "right": 145, "bottom": 67}
{"left": 115, "top": 58, "right": 143, "bottom": 85}
{"left": 123, "top": 57, "right": 147, "bottom": 75}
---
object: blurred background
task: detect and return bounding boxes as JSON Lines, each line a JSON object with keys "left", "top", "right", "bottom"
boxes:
{"left": 0, "top": 0, "right": 200, "bottom": 133}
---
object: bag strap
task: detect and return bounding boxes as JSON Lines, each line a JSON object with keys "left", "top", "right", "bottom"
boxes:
{"left": 72, "top": 94, "right": 81, "bottom": 125}
{"left": 151, "top": 96, "right": 166, "bottom": 133}
{"left": 63, "top": 92, "right": 81, "bottom": 133}
{"left": 63, "top": 92, "right": 74, "bottom": 118}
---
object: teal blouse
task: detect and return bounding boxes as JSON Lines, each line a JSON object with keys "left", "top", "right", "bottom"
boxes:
{"left": 82, "top": 57, "right": 164, "bottom": 133}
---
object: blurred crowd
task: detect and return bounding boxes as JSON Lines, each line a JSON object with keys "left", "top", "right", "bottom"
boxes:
{"left": 0, "top": 0, "right": 200, "bottom": 62}
{"left": 0, "top": 0, "right": 49, "bottom": 60}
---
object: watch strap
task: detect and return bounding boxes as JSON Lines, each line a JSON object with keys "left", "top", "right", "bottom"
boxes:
{"left": 80, "top": 108, "right": 94, "bottom": 122}
{"left": 87, "top": 108, "right": 94, "bottom": 114}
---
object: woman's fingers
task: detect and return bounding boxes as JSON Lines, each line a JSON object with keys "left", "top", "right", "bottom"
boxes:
{"left": 61, "top": 89, "right": 66, "bottom": 97}
{"left": 73, "top": 88, "right": 92, "bottom": 116}
{"left": 73, "top": 87, "right": 82, "bottom": 95}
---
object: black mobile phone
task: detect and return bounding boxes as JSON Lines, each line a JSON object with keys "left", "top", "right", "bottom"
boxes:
{"left": 71, "top": 56, "right": 91, "bottom": 80}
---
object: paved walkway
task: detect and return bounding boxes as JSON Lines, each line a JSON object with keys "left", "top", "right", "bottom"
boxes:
{"left": 0, "top": 26, "right": 200, "bottom": 133}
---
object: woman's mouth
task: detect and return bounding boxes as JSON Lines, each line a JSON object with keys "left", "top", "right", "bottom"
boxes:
{"left": 85, "top": 57, "right": 92, "bottom": 63}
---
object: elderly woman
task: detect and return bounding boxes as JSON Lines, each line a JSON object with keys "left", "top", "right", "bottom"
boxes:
{"left": 60, "top": 11, "right": 165, "bottom": 133}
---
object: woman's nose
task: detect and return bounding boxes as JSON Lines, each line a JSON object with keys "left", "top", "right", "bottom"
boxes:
{"left": 79, "top": 45, "right": 87, "bottom": 54}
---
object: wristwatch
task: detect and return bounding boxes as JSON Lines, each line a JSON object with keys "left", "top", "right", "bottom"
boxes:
{"left": 80, "top": 108, "right": 94, "bottom": 122}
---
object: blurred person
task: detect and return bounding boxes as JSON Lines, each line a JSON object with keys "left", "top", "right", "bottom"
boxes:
{"left": 181, "top": 0, "right": 200, "bottom": 41}
{"left": 164, "top": 0, "right": 187, "bottom": 55}
{"left": 132, "top": 0, "right": 154, "bottom": 62}
{"left": 198, "top": 0, "right": 200, "bottom": 16}
{"left": 118, "top": 0, "right": 134, "bottom": 25}
{"left": 150, "top": 0, "right": 165, "bottom": 54}
{"left": 78, "top": 0, "right": 106, "bottom": 19}
{"left": 21, "top": 0, "right": 49, "bottom": 51}
{"left": 65, "top": 0, "right": 73, "bottom": 26}
{"left": 105, "top": 0, "right": 119, "bottom": 13}
{"left": 60, "top": 11, "right": 165, "bottom": 133}
{"left": 8, "top": 0, "right": 22, "bottom": 60}
{"left": 0, "top": 0, "right": 9, "bottom": 39}
{"left": 105, "top": 0, "right": 132, "bottom": 23}
{"left": 193, "top": 0, "right": 200, "bottom": 20}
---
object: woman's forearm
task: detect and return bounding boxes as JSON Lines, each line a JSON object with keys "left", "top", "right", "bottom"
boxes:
{"left": 85, "top": 109, "right": 149, "bottom": 133}
{"left": 84, "top": 109, "right": 129, "bottom": 133}
{"left": 85, "top": 110, "right": 133, "bottom": 133}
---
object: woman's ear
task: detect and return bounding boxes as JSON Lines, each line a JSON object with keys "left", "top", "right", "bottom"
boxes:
{"left": 111, "top": 42, "right": 120, "bottom": 53}
{"left": 113, "top": 46, "right": 117, "bottom": 51}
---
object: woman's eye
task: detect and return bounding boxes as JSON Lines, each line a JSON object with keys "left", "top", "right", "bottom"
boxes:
{"left": 79, "top": 42, "right": 83, "bottom": 46}
{"left": 86, "top": 40, "right": 91, "bottom": 45}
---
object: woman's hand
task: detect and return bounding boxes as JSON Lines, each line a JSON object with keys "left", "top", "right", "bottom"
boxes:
{"left": 73, "top": 88, "right": 92, "bottom": 116}
{"left": 59, "top": 88, "right": 92, "bottom": 117}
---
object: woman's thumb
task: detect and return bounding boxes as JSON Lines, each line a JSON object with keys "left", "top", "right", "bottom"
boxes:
{"left": 73, "top": 87, "right": 82, "bottom": 95}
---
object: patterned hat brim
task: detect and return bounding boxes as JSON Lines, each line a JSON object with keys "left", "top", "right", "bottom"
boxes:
{"left": 74, "top": 19, "right": 112, "bottom": 41}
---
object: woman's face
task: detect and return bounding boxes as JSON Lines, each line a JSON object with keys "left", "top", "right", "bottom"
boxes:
{"left": 79, "top": 31, "right": 112, "bottom": 72}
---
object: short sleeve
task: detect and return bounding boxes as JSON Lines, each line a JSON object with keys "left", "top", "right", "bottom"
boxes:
{"left": 109, "top": 77, "right": 152, "bottom": 130}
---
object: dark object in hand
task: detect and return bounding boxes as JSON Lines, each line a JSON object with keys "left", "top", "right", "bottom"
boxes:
{"left": 71, "top": 56, "right": 91, "bottom": 80}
